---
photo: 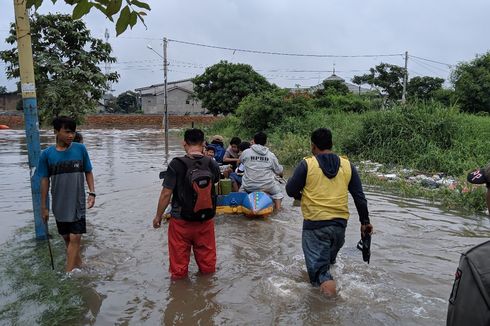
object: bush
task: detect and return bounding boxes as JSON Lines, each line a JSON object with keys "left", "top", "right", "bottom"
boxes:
{"left": 235, "top": 89, "right": 313, "bottom": 134}
{"left": 314, "top": 93, "right": 379, "bottom": 113}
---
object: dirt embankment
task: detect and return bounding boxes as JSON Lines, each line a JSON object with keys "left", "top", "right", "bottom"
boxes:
{"left": 0, "top": 114, "right": 222, "bottom": 129}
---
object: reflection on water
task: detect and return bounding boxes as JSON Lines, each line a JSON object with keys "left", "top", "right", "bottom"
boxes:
{"left": 0, "top": 129, "right": 489, "bottom": 325}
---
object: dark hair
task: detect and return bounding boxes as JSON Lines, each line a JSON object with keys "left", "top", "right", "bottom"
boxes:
{"left": 230, "top": 137, "right": 241, "bottom": 146}
{"left": 184, "top": 128, "right": 205, "bottom": 145}
{"left": 253, "top": 131, "right": 267, "bottom": 145}
{"left": 311, "top": 128, "right": 333, "bottom": 150}
{"left": 74, "top": 132, "right": 83, "bottom": 143}
{"left": 205, "top": 145, "right": 215, "bottom": 153}
{"left": 52, "top": 116, "right": 76, "bottom": 132}
{"left": 238, "top": 141, "right": 251, "bottom": 152}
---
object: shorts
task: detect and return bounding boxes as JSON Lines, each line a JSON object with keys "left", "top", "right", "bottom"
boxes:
{"left": 302, "top": 224, "right": 345, "bottom": 286}
{"left": 56, "top": 218, "right": 86, "bottom": 235}
{"left": 229, "top": 172, "right": 242, "bottom": 186}
{"left": 240, "top": 181, "right": 284, "bottom": 200}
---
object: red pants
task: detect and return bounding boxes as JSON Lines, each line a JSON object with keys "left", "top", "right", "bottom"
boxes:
{"left": 168, "top": 218, "right": 216, "bottom": 279}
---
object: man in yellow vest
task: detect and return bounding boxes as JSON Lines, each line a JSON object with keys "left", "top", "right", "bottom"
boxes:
{"left": 286, "top": 128, "right": 373, "bottom": 296}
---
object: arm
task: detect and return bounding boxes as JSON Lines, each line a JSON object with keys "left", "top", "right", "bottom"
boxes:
{"left": 271, "top": 153, "right": 284, "bottom": 176}
{"left": 223, "top": 156, "right": 240, "bottom": 164}
{"left": 486, "top": 189, "right": 490, "bottom": 213}
{"left": 285, "top": 160, "right": 307, "bottom": 200}
{"left": 348, "top": 163, "right": 373, "bottom": 235}
{"left": 85, "top": 171, "right": 95, "bottom": 208}
{"left": 40, "top": 177, "right": 50, "bottom": 222}
{"left": 153, "top": 187, "right": 173, "bottom": 228}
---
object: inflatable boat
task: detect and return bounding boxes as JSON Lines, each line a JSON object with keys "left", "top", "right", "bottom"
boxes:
{"left": 216, "top": 191, "right": 273, "bottom": 217}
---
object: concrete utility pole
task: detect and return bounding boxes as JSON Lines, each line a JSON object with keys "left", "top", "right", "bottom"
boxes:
{"left": 163, "top": 37, "right": 169, "bottom": 155}
{"left": 402, "top": 51, "right": 408, "bottom": 103}
{"left": 13, "top": 0, "right": 45, "bottom": 239}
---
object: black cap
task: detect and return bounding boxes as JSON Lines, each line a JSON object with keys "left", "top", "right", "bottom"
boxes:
{"left": 467, "top": 165, "right": 490, "bottom": 185}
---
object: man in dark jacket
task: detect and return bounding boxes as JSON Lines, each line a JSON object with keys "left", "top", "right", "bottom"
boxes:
{"left": 286, "top": 128, "right": 373, "bottom": 296}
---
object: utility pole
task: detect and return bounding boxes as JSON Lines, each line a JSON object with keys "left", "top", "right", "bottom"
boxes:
{"left": 402, "top": 51, "right": 408, "bottom": 103}
{"left": 163, "top": 37, "right": 169, "bottom": 155}
{"left": 13, "top": 0, "right": 45, "bottom": 239}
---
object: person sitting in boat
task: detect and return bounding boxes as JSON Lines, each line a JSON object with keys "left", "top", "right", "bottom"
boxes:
{"left": 208, "top": 135, "right": 226, "bottom": 163}
{"left": 239, "top": 132, "right": 284, "bottom": 209}
{"left": 223, "top": 136, "right": 241, "bottom": 170}
{"left": 229, "top": 141, "right": 251, "bottom": 192}
{"left": 205, "top": 145, "right": 216, "bottom": 160}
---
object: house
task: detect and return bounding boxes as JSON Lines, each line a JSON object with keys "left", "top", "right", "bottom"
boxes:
{"left": 290, "top": 72, "right": 371, "bottom": 95}
{"left": 135, "top": 79, "right": 205, "bottom": 115}
{"left": 0, "top": 92, "right": 21, "bottom": 112}
{"left": 309, "top": 72, "right": 372, "bottom": 95}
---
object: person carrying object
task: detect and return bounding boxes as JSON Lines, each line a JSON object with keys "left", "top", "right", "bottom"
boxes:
{"left": 285, "top": 127, "right": 373, "bottom": 297}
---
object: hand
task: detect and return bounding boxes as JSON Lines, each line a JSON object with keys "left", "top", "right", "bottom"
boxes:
{"left": 361, "top": 223, "right": 373, "bottom": 236}
{"left": 42, "top": 207, "right": 49, "bottom": 223}
{"left": 153, "top": 215, "right": 163, "bottom": 229}
{"left": 87, "top": 195, "right": 95, "bottom": 209}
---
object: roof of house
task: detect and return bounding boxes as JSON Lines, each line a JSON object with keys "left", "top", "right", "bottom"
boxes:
{"left": 134, "top": 78, "right": 194, "bottom": 92}
{"left": 140, "top": 85, "right": 194, "bottom": 97}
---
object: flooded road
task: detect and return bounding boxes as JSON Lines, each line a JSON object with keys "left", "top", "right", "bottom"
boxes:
{"left": 1, "top": 129, "right": 489, "bottom": 325}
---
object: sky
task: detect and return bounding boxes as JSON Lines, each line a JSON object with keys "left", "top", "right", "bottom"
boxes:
{"left": 1, "top": 0, "right": 490, "bottom": 95}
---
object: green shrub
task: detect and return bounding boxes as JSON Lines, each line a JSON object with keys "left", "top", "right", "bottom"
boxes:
{"left": 235, "top": 89, "right": 314, "bottom": 134}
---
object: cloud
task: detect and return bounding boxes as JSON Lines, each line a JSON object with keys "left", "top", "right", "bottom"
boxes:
{"left": 1, "top": 0, "right": 489, "bottom": 94}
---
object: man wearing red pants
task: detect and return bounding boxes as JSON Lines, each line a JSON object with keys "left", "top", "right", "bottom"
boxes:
{"left": 152, "top": 129, "right": 220, "bottom": 278}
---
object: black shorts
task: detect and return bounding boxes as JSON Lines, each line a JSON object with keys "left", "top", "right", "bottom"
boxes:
{"left": 56, "top": 219, "right": 86, "bottom": 235}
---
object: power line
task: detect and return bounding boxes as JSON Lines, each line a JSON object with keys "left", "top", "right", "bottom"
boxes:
{"left": 409, "top": 55, "right": 452, "bottom": 68}
{"left": 167, "top": 38, "right": 404, "bottom": 58}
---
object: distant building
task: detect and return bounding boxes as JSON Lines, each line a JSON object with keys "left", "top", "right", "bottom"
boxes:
{"left": 135, "top": 79, "right": 205, "bottom": 115}
{"left": 289, "top": 72, "right": 371, "bottom": 95}
{"left": 0, "top": 92, "right": 21, "bottom": 112}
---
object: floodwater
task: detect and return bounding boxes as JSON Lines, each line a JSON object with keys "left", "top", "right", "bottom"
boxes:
{"left": 0, "top": 129, "right": 489, "bottom": 325}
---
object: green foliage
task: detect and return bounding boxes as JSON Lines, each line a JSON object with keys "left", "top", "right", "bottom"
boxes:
{"left": 314, "top": 92, "right": 378, "bottom": 113}
{"left": 0, "top": 13, "right": 119, "bottom": 124}
{"left": 235, "top": 89, "right": 313, "bottom": 134}
{"left": 432, "top": 88, "right": 456, "bottom": 107}
{"left": 193, "top": 61, "right": 274, "bottom": 116}
{"left": 115, "top": 90, "right": 139, "bottom": 113}
{"left": 344, "top": 102, "right": 490, "bottom": 175}
{"left": 0, "top": 86, "right": 7, "bottom": 94}
{"left": 353, "top": 63, "right": 405, "bottom": 100}
{"left": 451, "top": 51, "right": 490, "bottom": 114}
{"left": 26, "top": 0, "right": 151, "bottom": 36}
{"left": 407, "top": 76, "right": 445, "bottom": 101}
{"left": 315, "top": 79, "right": 349, "bottom": 96}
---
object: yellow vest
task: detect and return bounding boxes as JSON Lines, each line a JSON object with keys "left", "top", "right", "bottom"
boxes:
{"left": 301, "top": 156, "right": 352, "bottom": 221}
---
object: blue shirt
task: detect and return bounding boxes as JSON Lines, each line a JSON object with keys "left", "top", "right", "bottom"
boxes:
{"left": 37, "top": 142, "right": 92, "bottom": 222}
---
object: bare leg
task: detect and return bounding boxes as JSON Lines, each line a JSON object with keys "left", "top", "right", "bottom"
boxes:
{"left": 66, "top": 234, "right": 82, "bottom": 272}
{"left": 231, "top": 182, "right": 239, "bottom": 192}
{"left": 320, "top": 280, "right": 337, "bottom": 297}
{"left": 273, "top": 199, "right": 282, "bottom": 210}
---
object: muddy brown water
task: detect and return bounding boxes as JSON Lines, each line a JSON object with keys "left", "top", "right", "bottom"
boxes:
{"left": 0, "top": 129, "right": 489, "bottom": 325}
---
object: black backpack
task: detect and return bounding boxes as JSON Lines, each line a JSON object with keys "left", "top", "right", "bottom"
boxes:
{"left": 447, "top": 240, "right": 490, "bottom": 326}
{"left": 175, "top": 155, "right": 217, "bottom": 221}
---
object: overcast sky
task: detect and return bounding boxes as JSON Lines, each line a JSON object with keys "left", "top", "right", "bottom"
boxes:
{"left": 1, "top": 0, "right": 490, "bottom": 94}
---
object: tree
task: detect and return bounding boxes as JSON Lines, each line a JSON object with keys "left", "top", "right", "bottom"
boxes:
{"left": 352, "top": 63, "right": 405, "bottom": 100}
{"left": 315, "top": 79, "right": 350, "bottom": 96}
{"left": 451, "top": 51, "right": 490, "bottom": 114}
{"left": 1, "top": 13, "right": 119, "bottom": 123}
{"left": 407, "top": 76, "right": 445, "bottom": 101}
{"left": 193, "top": 61, "right": 274, "bottom": 115}
{"left": 0, "top": 86, "right": 7, "bottom": 94}
{"left": 236, "top": 88, "right": 312, "bottom": 133}
{"left": 26, "top": 0, "right": 151, "bottom": 36}
{"left": 116, "top": 91, "right": 139, "bottom": 113}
